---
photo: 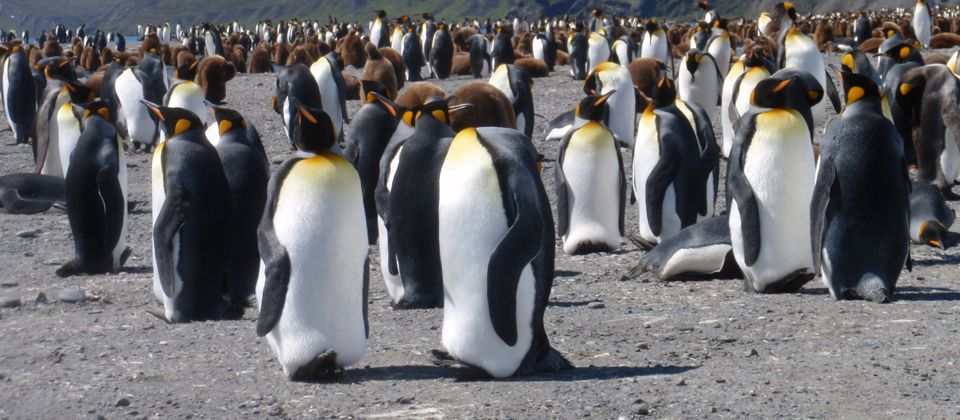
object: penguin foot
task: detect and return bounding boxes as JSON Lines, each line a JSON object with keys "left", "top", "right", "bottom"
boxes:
{"left": 856, "top": 277, "right": 891, "bottom": 303}
{"left": 391, "top": 295, "right": 443, "bottom": 310}
{"left": 627, "top": 234, "right": 656, "bottom": 251}
{"left": 429, "top": 349, "right": 490, "bottom": 380}
{"left": 748, "top": 269, "right": 815, "bottom": 293}
{"left": 532, "top": 347, "right": 574, "bottom": 374}
{"left": 289, "top": 350, "right": 342, "bottom": 381}
{"left": 55, "top": 259, "right": 83, "bottom": 278}
{"left": 569, "top": 241, "right": 613, "bottom": 255}
{"left": 145, "top": 307, "right": 171, "bottom": 323}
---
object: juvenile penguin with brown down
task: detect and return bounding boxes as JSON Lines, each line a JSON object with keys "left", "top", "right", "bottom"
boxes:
{"left": 448, "top": 81, "right": 516, "bottom": 132}
{"left": 197, "top": 55, "right": 237, "bottom": 105}
{"left": 395, "top": 82, "right": 445, "bottom": 108}
{"left": 362, "top": 43, "right": 398, "bottom": 99}
{"left": 379, "top": 47, "right": 406, "bottom": 89}
{"left": 248, "top": 47, "right": 272, "bottom": 73}
{"left": 286, "top": 45, "right": 313, "bottom": 66}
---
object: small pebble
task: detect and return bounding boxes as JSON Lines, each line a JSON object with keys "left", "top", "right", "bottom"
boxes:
{"left": 0, "top": 281, "right": 17, "bottom": 288}
{"left": 16, "top": 229, "right": 41, "bottom": 238}
{"left": 0, "top": 296, "right": 22, "bottom": 308}
{"left": 676, "top": 378, "right": 686, "bottom": 386}
{"left": 587, "top": 301, "right": 605, "bottom": 309}
{"left": 58, "top": 288, "right": 86, "bottom": 303}
{"left": 746, "top": 349, "right": 759, "bottom": 358}
{"left": 631, "top": 398, "right": 649, "bottom": 416}
{"left": 115, "top": 397, "right": 131, "bottom": 407}
{"left": 33, "top": 292, "right": 48, "bottom": 304}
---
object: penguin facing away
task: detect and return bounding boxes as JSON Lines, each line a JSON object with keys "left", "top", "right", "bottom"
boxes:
{"left": 2, "top": 42, "right": 36, "bottom": 146}
{"left": 256, "top": 101, "right": 368, "bottom": 380}
{"left": 555, "top": 91, "right": 626, "bottom": 255}
{"left": 57, "top": 101, "right": 130, "bottom": 277}
{"left": 273, "top": 63, "right": 323, "bottom": 147}
{"left": 431, "top": 126, "right": 572, "bottom": 379}
{"left": 728, "top": 69, "right": 822, "bottom": 293}
{"left": 811, "top": 70, "right": 910, "bottom": 302}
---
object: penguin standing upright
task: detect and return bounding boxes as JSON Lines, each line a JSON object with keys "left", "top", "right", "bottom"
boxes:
{"left": 467, "top": 34, "right": 491, "bottom": 79}
{"left": 853, "top": 12, "right": 871, "bottom": 46}
{"left": 533, "top": 30, "right": 556, "bottom": 71}
{"left": 489, "top": 64, "right": 534, "bottom": 138}
{"left": 420, "top": 14, "right": 437, "bottom": 78}
{"left": 706, "top": 21, "right": 731, "bottom": 77}
{"left": 370, "top": 11, "right": 388, "bottom": 48}
{"left": 897, "top": 64, "right": 960, "bottom": 194}
{"left": 909, "top": 181, "right": 955, "bottom": 249}
{"left": 677, "top": 50, "right": 721, "bottom": 117}
{"left": 56, "top": 80, "right": 96, "bottom": 176}
{"left": 633, "top": 76, "right": 705, "bottom": 248}
{"left": 881, "top": 43, "right": 924, "bottom": 168}
{"left": 431, "top": 126, "right": 572, "bottom": 379}
{"left": 402, "top": 27, "right": 424, "bottom": 82}
{"left": 115, "top": 67, "right": 159, "bottom": 151}
{"left": 256, "top": 102, "right": 368, "bottom": 381}
{"left": 430, "top": 23, "right": 453, "bottom": 79}
{"left": 163, "top": 61, "right": 207, "bottom": 125}
{"left": 555, "top": 92, "right": 625, "bottom": 255}
{"left": 720, "top": 57, "right": 745, "bottom": 158}
{"left": 212, "top": 106, "right": 268, "bottom": 306}
{"left": 57, "top": 101, "right": 130, "bottom": 277}
{"left": 913, "top": 0, "right": 932, "bottom": 49}
{"left": 346, "top": 90, "right": 402, "bottom": 244}
{"left": 727, "top": 47, "right": 773, "bottom": 157}
{"left": 640, "top": 19, "right": 670, "bottom": 71}
{"left": 490, "top": 27, "right": 514, "bottom": 71}
{"left": 586, "top": 32, "right": 610, "bottom": 73}
{"left": 584, "top": 62, "right": 635, "bottom": 146}
{"left": 381, "top": 100, "right": 468, "bottom": 309}
{"left": 2, "top": 42, "right": 36, "bottom": 146}
{"left": 568, "top": 24, "right": 588, "bottom": 81}
{"left": 33, "top": 57, "right": 78, "bottom": 177}
{"left": 145, "top": 101, "right": 238, "bottom": 323}
{"left": 728, "top": 69, "right": 823, "bottom": 293}
{"left": 273, "top": 64, "right": 323, "bottom": 147}
{"left": 309, "top": 52, "right": 348, "bottom": 140}
{"left": 391, "top": 18, "right": 406, "bottom": 51}
{"left": 811, "top": 71, "right": 910, "bottom": 302}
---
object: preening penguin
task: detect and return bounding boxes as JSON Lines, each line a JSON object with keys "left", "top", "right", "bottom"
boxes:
{"left": 584, "top": 62, "right": 636, "bottom": 146}
{"left": 145, "top": 101, "right": 238, "bottom": 323}
{"left": 2, "top": 42, "right": 36, "bottom": 146}
{"left": 256, "top": 102, "right": 368, "bottom": 380}
{"left": 630, "top": 214, "right": 742, "bottom": 282}
{"left": 273, "top": 64, "right": 323, "bottom": 147}
{"left": 555, "top": 92, "right": 626, "bottom": 255}
{"left": 212, "top": 106, "right": 269, "bottom": 307}
{"left": 909, "top": 181, "right": 955, "bottom": 249}
{"left": 431, "top": 126, "right": 572, "bottom": 379}
{"left": 489, "top": 64, "right": 534, "bottom": 139}
{"left": 677, "top": 49, "right": 721, "bottom": 117}
{"left": 811, "top": 70, "right": 910, "bottom": 302}
{"left": 57, "top": 101, "right": 130, "bottom": 277}
{"left": 632, "top": 76, "right": 706, "bottom": 249}
{"left": 728, "top": 69, "right": 823, "bottom": 293}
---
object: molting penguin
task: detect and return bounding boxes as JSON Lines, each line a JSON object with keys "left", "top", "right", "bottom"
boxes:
{"left": 145, "top": 101, "right": 238, "bottom": 323}
{"left": 163, "top": 61, "right": 207, "bottom": 125}
{"left": 909, "top": 180, "right": 955, "bottom": 249}
{"left": 728, "top": 69, "right": 822, "bottom": 293}
{"left": 489, "top": 64, "right": 534, "bottom": 138}
{"left": 587, "top": 32, "right": 610, "bottom": 73}
{"left": 430, "top": 23, "right": 453, "bottom": 79}
{"left": 431, "top": 126, "right": 572, "bottom": 379}
{"left": 57, "top": 101, "right": 130, "bottom": 277}
{"left": 310, "top": 52, "right": 348, "bottom": 139}
{"left": 256, "top": 101, "right": 368, "bottom": 381}
{"left": 212, "top": 106, "right": 268, "bottom": 306}
{"left": 555, "top": 92, "right": 625, "bottom": 255}
{"left": 811, "top": 70, "right": 910, "bottom": 302}
{"left": 632, "top": 76, "right": 705, "bottom": 248}
{"left": 2, "top": 42, "right": 36, "bottom": 146}
{"left": 913, "top": 0, "right": 932, "bottom": 49}
{"left": 345, "top": 89, "right": 402, "bottom": 244}
{"left": 630, "top": 214, "right": 742, "bottom": 281}
{"left": 273, "top": 63, "right": 323, "bottom": 147}
{"left": 584, "top": 62, "right": 636, "bottom": 146}
{"left": 677, "top": 49, "right": 721, "bottom": 117}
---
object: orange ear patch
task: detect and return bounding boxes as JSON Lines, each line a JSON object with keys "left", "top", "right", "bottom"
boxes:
{"left": 772, "top": 78, "right": 792, "bottom": 93}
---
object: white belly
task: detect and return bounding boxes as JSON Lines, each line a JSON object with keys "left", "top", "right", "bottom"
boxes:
{"left": 633, "top": 113, "right": 681, "bottom": 243}
{"left": 378, "top": 144, "right": 405, "bottom": 303}
{"left": 57, "top": 103, "right": 82, "bottom": 176}
{"left": 587, "top": 40, "right": 610, "bottom": 72}
{"left": 40, "top": 91, "right": 70, "bottom": 177}
{"left": 258, "top": 155, "right": 368, "bottom": 375}
{"left": 113, "top": 138, "right": 129, "bottom": 267}
{"left": 730, "top": 110, "right": 816, "bottom": 289}
{"left": 784, "top": 34, "right": 828, "bottom": 130}
{"left": 600, "top": 72, "right": 635, "bottom": 145}
{"left": 641, "top": 35, "right": 668, "bottom": 64}
{"left": 941, "top": 129, "right": 960, "bottom": 183}
{"left": 533, "top": 38, "right": 545, "bottom": 62}
{"left": 2, "top": 58, "right": 12, "bottom": 133}
{"left": 707, "top": 38, "right": 731, "bottom": 77}
{"left": 151, "top": 141, "right": 168, "bottom": 303}
{"left": 914, "top": 7, "right": 931, "bottom": 47}
{"left": 721, "top": 63, "right": 745, "bottom": 158}
{"left": 438, "top": 133, "right": 534, "bottom": 379}
{"left": 561, "top": 124, "right": 621, "bottom": 253}
{"left": 660, "top": 244, "right": 731, "bottom": 279}
{"left": 678, "top": 65, "right": 719, "bottom": 117}
{"left": 166, "top": 82, "right": 208, "bottom": 125}
{"left": 310, "top": 59, "right": 343, "bottom": 137}
{"left": 116, "top": 69, "right": 156, "bottom": 145}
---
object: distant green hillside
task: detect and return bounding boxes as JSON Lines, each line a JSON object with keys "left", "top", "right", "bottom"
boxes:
{"left": 0, "top": 0, "right": 950, "bottom": 36}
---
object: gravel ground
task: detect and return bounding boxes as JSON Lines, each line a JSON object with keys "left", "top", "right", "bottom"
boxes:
{"left": 1, "top": 52, "right": 960, "bottom": 419}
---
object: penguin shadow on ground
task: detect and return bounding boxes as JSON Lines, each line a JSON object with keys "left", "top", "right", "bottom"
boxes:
{"left": 895, "top": 286, "right": 960, "bottom": 302}
{"left": 307, "top": 365, "right": 453, "bottom": 384}
{"left": 549, "top": 300, "right": 592, "bottom": 308}
{"left": 554, "top": 270, "right": 580, "bottom": 278}
{"left": 502, "top": 364, "right": 697, "bottom": 383}
{"left": 328, "top": 364, "right": 697, "bottom": 384}
{"left": 119, "top": 265, "right": 153, "bottom": 275}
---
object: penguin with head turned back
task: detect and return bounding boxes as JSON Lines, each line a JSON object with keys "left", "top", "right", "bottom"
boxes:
{"left": 811, "top": 70, "right": 910, "bottom": 303}
{"left": 57, "top": 100, "right": 130, "bottom": 277}
{"left": 2, "top": 41, "right": 36, "bottom": 146}
{"left": 212, "top": 106, "right": 268, "bottom": 306}
{"left": 728, "top": 69, "right": 822, "bottom": 293}
{"left": 273, "top": 63, "right": 323, "bottom": 148}
{"left": 431, "top": 126, "right": 572, "bottom": 379}
{"left": 584, "top": 62, "right": 636, "bottom": 146}
{"left": 555, "top": 91, "right": 626, "bottom": 255}
{"left": 144, "top": 101, "right": 237, "bottom": 323}
{"left": 256, "top": 101, "right": 369, "bottom": 381}
{"left": 909, "top": 180, "right": 955, "bottom": 249}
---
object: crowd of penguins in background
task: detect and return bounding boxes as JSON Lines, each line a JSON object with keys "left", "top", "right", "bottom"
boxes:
{"left": 1, "top": 0, "right": 960, "bottom": 381}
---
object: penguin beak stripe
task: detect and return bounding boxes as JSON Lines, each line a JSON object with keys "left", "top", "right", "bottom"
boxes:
{"left": 595, "top": 90, "right": 616, "bottom": 106}
{"left": 931, "top": 240, "right": 943, "bottom": 249}
{"left": 298, "top": 106, "right": 318, "bottom": 124}
{"left": 772, "top": 79, "right": 792, "bottom": 93}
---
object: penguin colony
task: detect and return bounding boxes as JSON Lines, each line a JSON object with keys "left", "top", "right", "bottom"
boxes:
{"left": 1, "top": 0, "right": 960, "bottom": 381}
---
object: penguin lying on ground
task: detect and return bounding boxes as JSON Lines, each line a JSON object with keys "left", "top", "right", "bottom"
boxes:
{"left": 0, "top": 173, "right": 64, "bottom": 214}
{"left": 629, "top": 214, "right": 742, "bottom": 282}
{"left": 909, "top": 180, "right": 955, "bottom": 249}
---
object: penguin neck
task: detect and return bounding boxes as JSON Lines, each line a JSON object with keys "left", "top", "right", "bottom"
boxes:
{"left": 844, "top": 97, "right": 883, "bottom": 115}
{"left": 414, "top": 115, "right": 452, "bottom": 136}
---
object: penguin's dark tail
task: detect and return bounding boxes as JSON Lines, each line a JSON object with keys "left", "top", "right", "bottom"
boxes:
{"left": 538, "top": 346, "right": 574, "bottom": 373}
{"left": 856, "top": 274, "right": 891, "bottom": 303}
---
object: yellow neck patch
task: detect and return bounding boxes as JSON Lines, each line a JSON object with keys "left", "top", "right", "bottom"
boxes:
{"left": 219, "top": 120, "right": 233, "bottom": 136}
{"left": 846, "top": 86, "right": 865, "bottom": 104}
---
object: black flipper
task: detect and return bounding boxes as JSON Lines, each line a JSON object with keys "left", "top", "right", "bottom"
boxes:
{"left": 810, "top": 158, "right": 837, "bottom": 273}
{"left": 554, "top": 131, "right": 571, "bottom": 238}
{"left": 154, "top": 185, "right": 190, "bottom": 297}
{"left": 824, "top": 69, "right": 842, "bottom": 114}
{"left": 645, "top": 144, "right": 679, "bottom": 237}
{"left": 97, "top": 166, "right": 125, "bottom": 267}
{"left": 255, "top": 158, "right": 300, "bottom": 337}
{"left": 727, "top": 115, "right": 762, "bottom": 266}
{"left": 614, "top": 140, "right": 627, "bottom": 236}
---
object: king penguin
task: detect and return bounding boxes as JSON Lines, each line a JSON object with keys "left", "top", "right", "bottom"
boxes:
{"left": 705, "top": 20, "right": 732, "bottom": 77}
{"left": 897, "top": 64, "right": 960, "bottom": 195}
{"left": 402, "top": 27, "right": 425, "bottom": 82}
{"left": 727, "top": 69, "right": 823, "bottom": 293}
{"left": 489, "top": 64, "right": 535, "bottom": 139}
{"left": 34, "top": 57, "right": 79, "bottom": 177}
{"left": 555, "top": 92, "right": 626, "bottom": 255}
{"left": 727, "top": 47, "right": 773, "bottom": 158}
{"left": 256, "top": 101, "right": 368, "bottom": 381}
{"left": 677, "top": 49, "right": 721, "bottom": 117}
{"left": 56, "top": 80, "right": 96, "bottom": 176}
{"left": 909, "top": 180, "right": 955, "bottom": 249}
{"left": 212, "top": 106, "right": 269, "bottom": 306}
{"left": 145, "top": 101, "right": 238, "bottom": 323}
{"left": 273, "top": 63, "right": 323, "bottom": 148}
{"left": 584, "top": 62, "right": 636, "bottom": 146}
{"left": 115, "top": 66, "right": 160, "bottom": 151}
{"left": 163, "top": 60, "right": 207, "bottom": 125}
{"left": 57, "top": 101, "right": 130, "bottom": 277}
{"left": 568, "top": 24, "right": 588, "bottom": 81}
{"left": 811, "top": 70, "right": 910, "bottom": 302}
{"left": 720, "top": 56, "right": 746, "bottom": 158}
{"left": 431, "top": 126, "right": 572, "bottom": 379}
{"left": 630, "top": 213, "right": 742, "bottom": 282}
{"left": 309, "top": 52, "right": 349, "bottom": 141}
{"left": 913, "top": 0, "right": 932, "bottom": 49}
{"left": 370, "top": 10, "right": 388, "bottom": 48}
{"left": 2, "top": 42, "right": 36, "bottom": 146}
{"left": 640, "top": 19, "right": 670, "bottom": 72}
{"left": 587, "top": 31, "right": 610, "bottom": 73}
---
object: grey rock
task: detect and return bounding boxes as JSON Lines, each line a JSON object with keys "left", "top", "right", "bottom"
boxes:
{"left": 58, "top": 288, "right": 86, "bottom": 303}
{"left": 587, "top": 301, "right": 605, "bottom": 309}
{"left": 746, "top": 349, "right": 759, "bottom": 358}
{"left": 266, "top": 406, "right": 283, "bottom": 417}
{"left": 631, "top": 398, "right": 650, "bottom": 416}
{"left": 16, "top": 229, "right": 41, "bottom": 238}
{"left": 0, "top": 296, "right": 22, "bottom": 308}
{"left": 33, "top": 292, "right": 47, "bottom": 304}
{"left": 0, "top": 281, "right": 17, "bottom": 287}
{"left": 115, "top": 397, "right": 131, "bottom": 407}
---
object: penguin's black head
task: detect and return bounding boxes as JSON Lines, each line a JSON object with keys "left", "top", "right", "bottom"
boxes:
{"left": 376, "top": 10, "right": 387, "bottom": 19}
{"left": 648, "top": 75, "right": 677, "bottom": 108}
{"left": 751, "top": 69, "right": 823, "bottom": 109}
{"left": 361, "top": 79, "right": 389, "bottom": 102}
{"left": 879, "top": 43, "right": 919, "bottom": 64}
{"left": 919, "top": 221, "right": 946, "bottom": 249}
{"left": 697, "top": 1, "right": 712, "bottom": 11}
{"left": 367, "top": 90, "right": 403, "bottom": 122}
{"left": 575, "top": 90, "right": 615, "bottom": 121}
{"left": 211, "top": 106, "right": 248, "bottom": 137}
{"left": 73, "top": 100, "right": 114, "bottom": 125}
{"left": 175, "top": 60, "right": 199, "bottom": 81}
{"left": 773, "top": 2, "right": 798, "bottom": 23}
{"left": 881, "top": 23, "right": 901, "bottom": 39}
{"left": 895, "top": 68, "right": 926, "bottom": 123}
{"left": 422, "top": 12, "right": 433, "bottom": 20}
{"left": 41, "top": 56, "right": 79, "bottom": 83}
{"left": 744, "top": 45, "right": 768, "bottom": 67}
{"left": 838, "top": 70, "right": 881, "bottom": 107}
{"left": 141, "top": 101, "right": 204, "bottom": 140}
{"left": 290, "top": 98, "right": 336, "bottom": 153}
{"left": 592, "top": 8, "right": 603, "bottom": 17}
{"left": 63, "top": 80, "right": 96, "bottom": 103}
{"left": 684, "top": 50, "right": 704, "bottom": 75}
{"left": 645, "top": 18, "right": 659, "bottom": 33}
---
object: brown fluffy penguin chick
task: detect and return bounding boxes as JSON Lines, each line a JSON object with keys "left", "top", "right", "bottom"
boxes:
{"left": 931, "top": 33, "right": 960, "bottom": 49}
{"left": 248, "top": 47, "right": 272, "bottom": 73}
{"left": 448, "top": 81, "right": 516, "bottom": 132}
{"left": 514, "top": 57, "right": 549, "bottom": 77}
{"left": 140, "top": 34, "right": 160, "bottom": 58}
{"left": 451, "top": 53, "right": 472, "bottom": 75}
{"left": 197, "top": 55, "right": 237, "bottom": 104}
{"left": 176, "top": 50, "right": 195, "bottom": 69}
{"left": 395, "top": 82, "right": 445, "bottom": 108}
{"left": 343, "top": 74, "right": 362, "bottom": 100}
{"left": 379, "top": 47, "right": 406, "bottom": 89}
{"left": 42, "top": 39, "right": 62, "bottom": 58}
{"left": 336, "top": 32, "right": 366, "bottom": 68}
{"left": 286, "top": 45, "right": 313, "bottom": 66}
{"left": 362, "top": 43, "right": 398, "bottom": 99}
{"left": 274, "top": 43, "right": 289, "bottom": 68}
